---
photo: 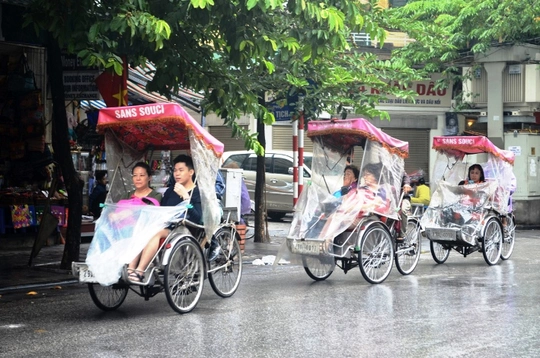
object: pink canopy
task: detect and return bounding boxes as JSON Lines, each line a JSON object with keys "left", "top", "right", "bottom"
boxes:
{"left": 307, "top": 118, "right": 409, "bottom": 158}
{"left": 97, "top": 103, "right": 224, "bottom": 156}
{"left": 433, "top": 136, "right": 514, "bottom": 165}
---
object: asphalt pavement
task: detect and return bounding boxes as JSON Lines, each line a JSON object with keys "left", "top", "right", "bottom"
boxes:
{"left": 2, "top": 225, "right": 538, "bottom": 295}
{"left": 0, "top": 231, "right": 284, "bottom": 295}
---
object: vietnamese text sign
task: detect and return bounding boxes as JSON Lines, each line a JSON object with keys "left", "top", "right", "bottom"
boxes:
{"left": 359, "top": 74, "right": 452, "bottom": 108}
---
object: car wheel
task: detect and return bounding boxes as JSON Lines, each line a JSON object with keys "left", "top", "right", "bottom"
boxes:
{"left": 268, "top": 211, "right": 286, "bottom": 221}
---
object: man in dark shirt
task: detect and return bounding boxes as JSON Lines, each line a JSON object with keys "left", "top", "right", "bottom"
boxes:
{"left": 89, "top": 170, "right": 108, "bottom": 219}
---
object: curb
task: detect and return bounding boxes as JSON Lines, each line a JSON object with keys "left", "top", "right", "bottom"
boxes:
{"left": 0, "top": 279, "right": 79, "bottom": 295}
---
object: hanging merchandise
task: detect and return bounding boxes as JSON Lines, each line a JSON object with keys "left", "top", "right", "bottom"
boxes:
{"left": 10, "top": 204, "right": 32, "bottom": 229}
{"left": 7, "top": 54, "right": 37, "bottom": 94}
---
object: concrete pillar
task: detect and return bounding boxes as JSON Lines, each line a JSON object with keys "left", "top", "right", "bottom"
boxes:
{"left": 484, "top": 62, "right": 506, "bottom": 148}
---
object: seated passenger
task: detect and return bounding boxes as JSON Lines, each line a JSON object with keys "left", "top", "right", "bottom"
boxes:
{"left": 106, "top": 162, "right": 162, "bottom": 225}
{"left": 442, "top": 164, "right": 486, "bottom": 226}
{"left": 327, "top": 163, "right": 386, "bottom": 217}
{"left": 458, "top": 164, "right": 485, "bottom": 185}
{"left": 127, "top": 154, "right": 202, "bottom": 282}
{"left": 356, "top": 163, "right": 388, "bottom": 209}
{"left": 123, "top": 162, "right": 162, "bottom": 201}
{"left": 334, "top": 164, "right": 359, "bottom": 198}
{"left": 410, "top": 177, "right": 431, "bottom": 206}
{"left": 324, "top": 163, "right": 389, "bottom": 249}
{"left": 304, "top": 165, "right": 359, "bottom": 237}
{"left": 397, "top": 172, "right": 412, "bottom": 242}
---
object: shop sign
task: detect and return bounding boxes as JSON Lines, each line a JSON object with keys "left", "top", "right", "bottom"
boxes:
{"left": 61, "top": 53, "right": 97, "bottom": 71}
{"left": 61, "top": 53, "right": 100, "bottom": 100}
{"left": 359, "top": 74, "right": 452, "bottom": 108}
{"left": 269, "top": 99, "right": 294, "bottom": 122}
{"left": 63, "top": 70, "right": 100, "bottom": 100}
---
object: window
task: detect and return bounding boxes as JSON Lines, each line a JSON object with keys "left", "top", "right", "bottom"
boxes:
{"left": 223, "top": 154, "right": 248, "bottom": 169}
{"left": 265, "top": 155, "right": 273, "bottom": 172}
{"left": 273, "top": 156, "right": 292, "bottom": 175}
{"left": 303, "top": 156, "right": 313, "bottom": 170}
{"left": 243, "top": 156, "right": 258, "bottom": 171}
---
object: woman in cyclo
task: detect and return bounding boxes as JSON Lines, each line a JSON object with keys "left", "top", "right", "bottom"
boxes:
{"left": 321, "top": 163, "right": 391, "bottom": 249}
{"left": 127, "top": 154, "right": 202, "bottom": 282}
{"left": 443, "top": 164, "right": 486, "bottom": 226}
{"left": 458, "top": 164, "right": 485, "bottom": 185}
{"left": 333, "top": 164, "right": 359, "bottom": 198}
{"left": 304, "top": 164, "right": 359, "bottom": 237}
{"left": 102, "top": 162, "right": 162, "bottom": 234}
{"left": 123, "top": 162, "right": 162, "bottom": 201}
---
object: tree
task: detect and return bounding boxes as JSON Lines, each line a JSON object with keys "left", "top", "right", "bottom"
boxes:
{"left": 387, "top": 0, "right": 540, "bottom": 105}
{"left": 26, "top": 0, "right": 425, "bottom": 256}
{"left": 25, "top": 0, "right": 173, "bottom": 267}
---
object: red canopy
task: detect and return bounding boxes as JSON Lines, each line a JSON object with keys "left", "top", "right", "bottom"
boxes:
{"left": 307, "top": 118, "right": 409, "bottom": 158}
{"left": 432, "top": 136, "right": 514, "bottom": 165}
{"left": 97, "top": 103, "right": 224, "bottom": 156}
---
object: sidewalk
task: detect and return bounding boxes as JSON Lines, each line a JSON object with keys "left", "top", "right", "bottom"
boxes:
{"left": 0, "top": 235, "right": 285, "bottom": 295}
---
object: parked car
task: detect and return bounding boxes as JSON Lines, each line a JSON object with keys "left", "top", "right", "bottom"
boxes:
{"left": 221, "top": 150, "right": 313, "bottom": 220}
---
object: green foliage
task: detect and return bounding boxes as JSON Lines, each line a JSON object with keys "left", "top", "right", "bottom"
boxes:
{"left": 25, "top": 0, "right": 426, "bottom": 150}
{"left": 389, "top": 0, "right": 540, "bottom": 70}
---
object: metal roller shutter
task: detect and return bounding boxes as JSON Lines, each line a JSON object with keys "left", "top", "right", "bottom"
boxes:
{"left": 272, "top": 125, "right": 314, "bottom": 153}
{"left": 209, "top": 126, "right": 249, "bottom": 152}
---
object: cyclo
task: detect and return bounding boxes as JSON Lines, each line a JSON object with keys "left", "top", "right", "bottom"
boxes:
{"left": 280, "top": 118, "right": 422, "bottom": 284}
{"left": 72, "top": 103, "right": 243, "bottom": 314}
{"left": 421, "top": 136, "right": 516, "bottom": 265}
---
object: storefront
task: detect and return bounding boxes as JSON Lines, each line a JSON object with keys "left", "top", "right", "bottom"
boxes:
{"left": 0, "top": 41, "right": 65, "bottom": 237}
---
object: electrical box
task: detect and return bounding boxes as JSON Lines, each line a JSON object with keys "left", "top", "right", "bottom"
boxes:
{"left": 504, "top": 132, "right": 540, "bottom": 199}
{"left": 219, "top": 168, "right": 243, "bottom": 222}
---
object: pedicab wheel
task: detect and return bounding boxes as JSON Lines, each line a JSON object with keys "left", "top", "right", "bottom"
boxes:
{"left": 482, "top": 218, "right": 502, "bottom": 266}
{"left": 88, "top": 283, "right": 128, "bottom": 311}
{"left": 395, "top": 219, "right": 422, "bottom": 275}
{"left": 358, "top": 224, "right": 394, "bottom": 284}
{"left": 243, "top": 215, "right": 255, "bottom": 240}
{"left": 302, "top": 255, "right": 335, "bottom": 281}
{"left": 501, "top": 214, "right": 515, "bottom": 260}
{"left": 164, "top": 237, "right": 205, "bottom": 314}
{"left": 245, "top": 224, "right": 255, "bottom": 240}
{"left": 208, "top": 227, "right": 243, "bottom": 297}
{"left": 430, "top": 241, "right": 450, "bottom": 264}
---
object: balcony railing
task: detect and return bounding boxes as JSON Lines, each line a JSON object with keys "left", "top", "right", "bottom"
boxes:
{"left": 349, "top": 32, "right": 415, "bottom": 49}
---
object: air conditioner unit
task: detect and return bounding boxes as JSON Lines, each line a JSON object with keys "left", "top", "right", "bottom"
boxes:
{"left": 511, "top": 111, "right": 520, "bottom": 116}
{"left": 480, "top": 111, "right": 487, "bottom": 116}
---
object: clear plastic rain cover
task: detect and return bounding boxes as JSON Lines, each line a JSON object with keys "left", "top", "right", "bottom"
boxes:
{"left": 86, "top": 203, "right": 185, "bottom": 286}
{"left": 421, "top": 151, "right": 514, "bottom": 245}
{"left": 86, "top": 130, "right": 222, "bottom": 286}
{"left": 278, "top": 138, "right": 404, "bottom": 263}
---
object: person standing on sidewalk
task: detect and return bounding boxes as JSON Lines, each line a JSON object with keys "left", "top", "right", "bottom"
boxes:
{"left": 89, "top": 170, "right": 108, "bottom": 219}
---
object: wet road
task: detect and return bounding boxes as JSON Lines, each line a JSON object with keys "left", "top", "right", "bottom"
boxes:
{"left": 1, "top": 227, "right": 539, "bottom": 357}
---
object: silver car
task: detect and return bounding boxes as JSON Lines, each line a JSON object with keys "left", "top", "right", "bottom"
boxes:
{"left": 221, "top": 150, "right": 313, "bottom": 220}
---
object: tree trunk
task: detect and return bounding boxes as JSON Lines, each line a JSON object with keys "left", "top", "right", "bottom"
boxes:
{"left": 254, "top": 96, "right": 269, "bottom": 243}
{"left": 46, "top": 34, "right": 83, "bottom": 269}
